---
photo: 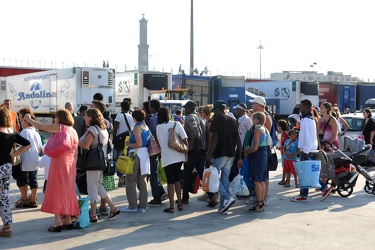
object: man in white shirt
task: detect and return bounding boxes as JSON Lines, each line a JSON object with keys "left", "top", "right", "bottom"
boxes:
{"left": 112, "top": 101, "right": 134, "bottom": 187}
{"left": 234, "top": 103, "right": 253, "bottom": 146}
{"left": 291, "top": 99, "right": 333, "bottom": 202}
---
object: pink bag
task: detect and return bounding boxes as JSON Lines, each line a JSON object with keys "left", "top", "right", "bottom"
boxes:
{"left": 44, "top": 125, "right": 72, "bottom": 158}
{"left": 148, "top": 135, "right": 161, "bottom": 156}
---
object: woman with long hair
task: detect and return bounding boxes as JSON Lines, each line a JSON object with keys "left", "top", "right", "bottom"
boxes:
{"left": 0, "top": 105, "right": 31, "bottom": 237}
{"left": 156, "top": 107, "right": 188, "bottom": 213}
{"left": 79, "top": 108, "right": 120, "bottom": 222}
{"left": 362, "top": 108, "right": 375, "bottom": 164}
{"left": 318, "top": 102, "right": 338, "bottom": 150}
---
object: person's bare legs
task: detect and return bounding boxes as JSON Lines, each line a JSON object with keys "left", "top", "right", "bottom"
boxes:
{"left": 175, "top": 181, "right": 182, "bottom": 208}
{"left": 167, "top": 184, "right": 174, "bottom": 209}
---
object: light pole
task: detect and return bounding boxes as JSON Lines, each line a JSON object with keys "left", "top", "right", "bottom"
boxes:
{"left": 257, "top": 41, "right": 264, "bottom": 79}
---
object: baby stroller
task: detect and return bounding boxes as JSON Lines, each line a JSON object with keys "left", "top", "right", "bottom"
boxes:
{"left": 322, "top": 136, "right": 375, "bottom": 197}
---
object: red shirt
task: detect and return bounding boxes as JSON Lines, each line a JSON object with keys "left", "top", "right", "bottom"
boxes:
{"left": 280, "top": 131, "right": 288, "bottom": 154}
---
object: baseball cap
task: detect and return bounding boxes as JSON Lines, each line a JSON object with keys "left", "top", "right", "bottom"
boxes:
{"left": 233, "top": 103, "right": 247, "bottom": 111}
{"left": 249, "top": 96, "right": 266, "bottom": 107}
{"left": 182, "top": 100, "right": 197, "bottom": 108}
{"left": 211, "top": 100, "right": 226, "bottom": 111}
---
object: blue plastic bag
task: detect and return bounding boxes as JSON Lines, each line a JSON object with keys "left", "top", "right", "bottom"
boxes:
{"left": 294, "top": 160, "right": 321, "bottom": 188}
{"left": 240, "top": 157, "right": 254, "bottom": 190}
{"left": 73, "top": 185, "right": 90, "bottom": 229}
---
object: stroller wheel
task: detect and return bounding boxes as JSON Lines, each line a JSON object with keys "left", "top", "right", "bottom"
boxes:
{"left": 364, "top": 181, "right": 374, "bottom": 194}
{"left": 337, "top": 181, "right": 354, "bottom": 197}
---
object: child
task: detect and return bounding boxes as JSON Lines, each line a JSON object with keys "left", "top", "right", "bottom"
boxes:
{"left": 16, "top": 111, "right": 42, "bottom": 208}
{"left": 174, "top": 109, "right": 185, "bottom": 125}
{"left": 283, "top": 129, "right": 300, "bottom": 188}
{"left": 276, "top": 119, "right": 289, "bottom": 185}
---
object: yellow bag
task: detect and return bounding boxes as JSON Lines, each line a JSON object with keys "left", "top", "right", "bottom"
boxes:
{"left": 116, "top": 155, "right": 134, "bottom": 174}
{"left": 116, "top": 136, "right": 136, "bottom": 175}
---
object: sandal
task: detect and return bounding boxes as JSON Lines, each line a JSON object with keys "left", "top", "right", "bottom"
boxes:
{"left": 108, "top": 208, "right": 120, "bottom": 219}
{"left": 48, "top": 225, "right": 63, "bottom": 232}
{"left": 163, "top": 207, "right": 174, "bottom": 213}
{"left": 90, "top": 216, "right": 98, "bottom": 223}
{"left": 0, "top": 228, "right": 13, "bottom": 237}
{"left": 284, "top": 184, "right": 291, "bottom": 187}
{"left": 278, "top": 181, "right": 286, "bottom": 185}
{"left": 177, "top": 204, "right": 183, "bottom": 211}
{"left": 249, "top": 201, "right": 265, "bottom": 212}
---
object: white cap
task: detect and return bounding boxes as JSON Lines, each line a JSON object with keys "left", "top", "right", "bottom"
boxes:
{"left": 249, "top": 96, "right": 266, "bottom": 107}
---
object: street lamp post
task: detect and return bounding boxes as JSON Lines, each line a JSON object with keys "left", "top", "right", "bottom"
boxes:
{"left": 257, "top": 41, "right": 264, "bottom": 79}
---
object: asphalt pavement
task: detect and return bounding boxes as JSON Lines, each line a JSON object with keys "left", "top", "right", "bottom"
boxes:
{"left": 2, "top": 154, "right": 375, "bottom": 250}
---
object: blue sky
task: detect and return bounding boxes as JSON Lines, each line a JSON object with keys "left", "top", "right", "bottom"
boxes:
{"left": 1, "top": 0, "right": 374, "bottom": 81}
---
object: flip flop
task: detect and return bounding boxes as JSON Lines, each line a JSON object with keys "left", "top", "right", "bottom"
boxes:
{"left": 108, "top": 208, "right": 120, "bottom": 219}
{"left": 278, "top": 181, "right": 286, "bottom": 185}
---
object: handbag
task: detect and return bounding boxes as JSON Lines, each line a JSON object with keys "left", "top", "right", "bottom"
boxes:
{"left": 76, "top": 170, "right": 88, "bottom": 195}
{"left": 12, "top": 163, "right": 22, "bottom": 180}
{"left": 44, "top": 125, "right": 72, "bottom": 158}
{"left": 202, "top": 165, "right": 219, "bottom": 193}
{"left": 11, "top": 145, "right": 21, "bottom": 166}
{"left": 157, "top": 160, "right": 167, "bottom": 185}
{"left": 267, "top": 146, "right": 278, "bottom": 171}
{"left": 189, "top": 171, "right": 200, "bottom": 194}
{"left": 113, "top": 113, "right": 131, "bottom": 150}
{"left": 228, "top": 174, "right": 250, "bottom": 196}
{"left": 103, "top": 175, "right": 116, "bottom": 191}
{"left": 148, "top": 134, "right": 161, "bottom": 156}
{"left": 73, "top": 185, "right": 90, "bottom": 229}
{"left": 168, "top": 122, "right": 188, "bottom": 153}
{"left": 116, "top": 138, "right": 135, "bottom": 175}
{"left": 77, "top": 126, "right": 107, "bottom": 171}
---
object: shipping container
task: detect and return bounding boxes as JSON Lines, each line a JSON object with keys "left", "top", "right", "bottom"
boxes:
{"left": 356, "top": 84, "right": 375, "bottom": 110}
{"left": 338, "top": 85, "right": 356, "bottom": 112}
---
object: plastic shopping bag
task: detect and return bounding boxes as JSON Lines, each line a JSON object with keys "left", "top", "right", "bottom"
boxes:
{"left": 228, "top": 174, "right": 250, "bottom": 196}
{"left": 293, "top": 160, "right": 321, "bottom": 188}
{"left": 202, "top": 165, "right": 219, "bottom": 193}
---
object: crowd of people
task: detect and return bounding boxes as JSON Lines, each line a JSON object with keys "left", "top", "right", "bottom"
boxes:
{"left": 0, "top": 94, "right": 367, "bottom": 237}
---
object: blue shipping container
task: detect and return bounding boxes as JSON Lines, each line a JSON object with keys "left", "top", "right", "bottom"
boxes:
{"left": 338, "top": 85, "right": 356, "bottom": 112}
{"left": 357, "top": 84, "right": 375, "bottom": 110}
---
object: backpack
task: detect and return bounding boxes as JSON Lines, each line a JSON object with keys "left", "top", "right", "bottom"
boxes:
{"left": 265, "top": 111, "right": 278, "bottom": 146}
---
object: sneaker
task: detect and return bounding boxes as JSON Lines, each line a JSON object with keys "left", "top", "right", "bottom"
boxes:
{"left": 321, "top": 187, "right": 333, "bottom": 201}
{"left": 219, "top": 197, "right": 235, "bottom": 214}
{"left": 291, "top": 196, "right": 307, "bottom": 202}
{"left": 97, "top": 207, "right": 109, "bottom": 216}
{"left": 160, "top": 193, "right": 169, "bottom": 201}
{"left": 120, "top": 206, "right": 138, "bottom": 212}
{"left": 197, "top": 192, "right": 210, "bottom": 202}
{"left": 118, "top": 176, "right": 126, "bottom": 187}
{"left": 147, "top": 199, "right": 162, "bottom": 206}
{"left": 217, "top": 208, "right": 228, "bottom": 215}
{"left": 137, "top": 208, "right": 146, "bottom": 213}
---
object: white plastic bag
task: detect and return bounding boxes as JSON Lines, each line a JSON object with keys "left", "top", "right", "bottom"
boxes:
{"left": 228, "top": 174, "right": 250, "bottom": 196}
{"left": 202, "top": 165, "right": 219, "bottom": 193}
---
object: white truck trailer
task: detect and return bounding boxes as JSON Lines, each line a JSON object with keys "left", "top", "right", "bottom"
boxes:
{"left": 114, "top": 71, "right": 172, "bottom": 113}
{"left": 4, "top": 67, "right": 115, "bottom": 124}
{"left": 245, "top": 79, "right": 319, "bottom": 116}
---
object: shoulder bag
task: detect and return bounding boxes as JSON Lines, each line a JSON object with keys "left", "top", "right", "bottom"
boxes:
{"left": 113, "top": 113, "right": 131, "bottom": 150}
{"left": 104, "top": 141, "right": 116, "bottom": 176}
{"left": 116, "top": 136, "right": 135, "bottom": 175}
{"left": 44, "top": 125, "right": 72, "bottom": 158}
{"left": 267, "top": 146, "right": 278, "bottom": 171}
{"left": 148, "top": 133, "right": 161, "bottom": 156}
{"left": 168, "top": 122, "right": 188, "bottom": 153}
{"left": 77, "top": 126, "right": 107, "bottom": 171}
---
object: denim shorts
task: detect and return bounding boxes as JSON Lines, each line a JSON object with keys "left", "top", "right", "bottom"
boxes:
{"left": 17, "top": 171, "right": 38, "bottom": 189}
